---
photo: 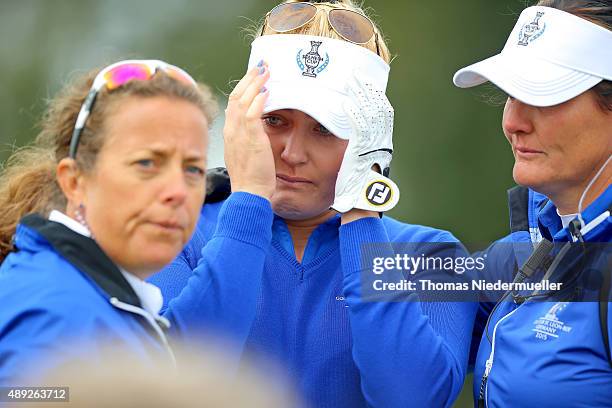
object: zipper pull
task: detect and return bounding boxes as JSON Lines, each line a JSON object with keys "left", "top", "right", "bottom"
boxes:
{"left": 569, "top": 219, "right": 584, "bottom": 242}
{"left": 484, "top": 358, "right": 493, "bottom": 376}
{"left": 155, "top": 315, "right": 172, "bottom": 332}
{"left": 478, "top": 359, "right": 493, "bottom": 407}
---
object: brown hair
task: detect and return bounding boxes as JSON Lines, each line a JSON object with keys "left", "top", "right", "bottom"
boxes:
{"left": 256, "top": 0, "right": 392, "bottom": 64}
{"left": 0, "top": 67, "right": 218, "bottom": 262}
{"left": 536, "top": 0, "right": 612, "bottom": 111}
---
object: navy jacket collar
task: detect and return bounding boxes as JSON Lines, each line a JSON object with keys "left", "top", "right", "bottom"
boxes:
{"left": 538, "top": 185, "right": 612, "bottom": 242}
{"left": 19, "top": 214, "right": 142, "bottom": 308}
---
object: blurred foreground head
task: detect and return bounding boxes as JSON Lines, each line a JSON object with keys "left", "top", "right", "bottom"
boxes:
{"left": 13, "top": 345, "right": 301, "bottom": 408}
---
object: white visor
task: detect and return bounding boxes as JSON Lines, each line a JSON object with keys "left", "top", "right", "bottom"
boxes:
{"left": 248, "top": 34, "right": 390, "bottom": 140}
{"left": 453, "top": 6, "right": 612, "bottom": 107}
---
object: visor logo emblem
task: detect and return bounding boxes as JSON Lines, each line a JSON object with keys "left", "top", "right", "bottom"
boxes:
{"left": 296, "top": 41, "right": 330, "bottom": 78}
{"left": 366, "top": 181, "right": 392, "bottom": 206}
{"left": 518, "top": 11, "right": 546, "bottom": 46}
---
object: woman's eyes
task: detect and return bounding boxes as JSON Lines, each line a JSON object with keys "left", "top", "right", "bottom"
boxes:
{"left": 185, "top": 166, "right": 205, "bottom": 177}
{"left": 262, "top": 116, "right": 332, "bottom": 135}
{"left": 317, "top": 124, "right": 332, "bottom": 136}
{"left": 263, "top": 115, "right": 333, "bottom": 137}
{"left": 263, "top": 116, "right": 284, "bottom": 127}
{"left": 135, "top": 159, "right": 155, "bottom": 168}
{"left": 133, "top": 159, "right": 204, "bottom": 178}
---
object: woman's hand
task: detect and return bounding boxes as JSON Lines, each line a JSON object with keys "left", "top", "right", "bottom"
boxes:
{"left": 223, "top": 61, "right": 276, "bottom": 201}
{"left": 332, "top": 70, "right": 400, "bottom": 215}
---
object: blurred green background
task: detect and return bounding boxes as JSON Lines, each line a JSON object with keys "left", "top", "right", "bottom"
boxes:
{"left": 0, "top": 1, "right": 530, "bottom": 405}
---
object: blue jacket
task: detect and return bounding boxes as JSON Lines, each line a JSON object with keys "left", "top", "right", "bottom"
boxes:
{"left": 0, "top": 193, "right": 273, "bottom": 386}
{"left": 474, "top": 185, "right": 612, "bottom": 407}
{"left": 151, "top": 199, "right": 477, "bottom": 408}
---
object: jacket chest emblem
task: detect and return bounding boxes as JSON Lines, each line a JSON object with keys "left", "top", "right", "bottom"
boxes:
{"left": 532, "top": 302, "right": 573, "bottom": 341}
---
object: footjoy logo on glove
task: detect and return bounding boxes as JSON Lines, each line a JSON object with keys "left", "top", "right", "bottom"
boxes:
{"left": 518, "top": 11, "right": 546, "bottom": 46}
{"left": 296, "top": 41, "right": 330, "bottom": 78}
{"left": 365, "top": 181, "right": 392, "bottom": 206}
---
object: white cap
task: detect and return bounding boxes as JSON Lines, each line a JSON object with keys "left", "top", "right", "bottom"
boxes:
{"left": 248, "top": 34, "right": 390, "bottom": 140}
{"left": 453, "top": 6, "right": 612, "bottom": 107}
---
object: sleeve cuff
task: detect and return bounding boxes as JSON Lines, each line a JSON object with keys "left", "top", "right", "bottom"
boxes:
{"left": 213, "top": 192, "right": 273, "bottom": 250}
{"left": 339, "top": 217, "right": 391, "bottom": 276}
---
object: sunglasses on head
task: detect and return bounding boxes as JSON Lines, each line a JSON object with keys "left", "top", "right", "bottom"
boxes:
{"left": 260, "top": 1, "right": 381, "bottom": 56}
{"left": 69, "top": 59, "right": 197, "bottom": 159}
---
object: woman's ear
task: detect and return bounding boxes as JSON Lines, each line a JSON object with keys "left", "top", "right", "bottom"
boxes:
{"left": 56, "top": 158, "right": 86, "bottom": 209}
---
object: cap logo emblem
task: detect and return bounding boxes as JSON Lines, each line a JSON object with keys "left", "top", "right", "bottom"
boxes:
{"left": 296, "top": 41, "right": 330, "bottom": 78}
{"left": 518, "top": 11, "right": 546, "bottom": 46}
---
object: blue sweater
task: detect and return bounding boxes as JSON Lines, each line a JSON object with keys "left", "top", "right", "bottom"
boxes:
{"left": 0, "top": 193, "right": 273, "bottom": 385}
{"left": 150, "top": 198, "right": 477, "bottom": 408}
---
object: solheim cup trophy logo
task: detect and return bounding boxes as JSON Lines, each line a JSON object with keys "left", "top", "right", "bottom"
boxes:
{"left": 302, "top": 41, "right": 323, "bottom": 77}
{"left": 518, "top": 11, "right": 546, "bottom": 46}
{"left": 296, "top": 41, "right": 330, "bottom": 78}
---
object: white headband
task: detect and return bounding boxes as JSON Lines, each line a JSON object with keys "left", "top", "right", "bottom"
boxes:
{"left": 247, "top": 34, "right": 390, "bottom": 140}
{"left": 453, "top": 6, "right": 612, "bottom": 106}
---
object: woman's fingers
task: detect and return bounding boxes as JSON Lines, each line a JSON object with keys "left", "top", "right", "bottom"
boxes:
{"left": 225, "top": 63, "right": 269, "bottom": 129}
{"left": 223, "top": 63, "right": 275, "bottom": 200}
{"left": 245, "top": 88, "right": 269, "bottom": 138}
{"left": 239, "top": 65, "right": 270, "bottom": 114}
{"left": 228, "top": 60, "right": 264, "bottom": 102}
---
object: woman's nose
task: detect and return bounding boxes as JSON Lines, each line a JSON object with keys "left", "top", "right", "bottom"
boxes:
{"left": 280, "top": 131, "right": 308, "bottom": 166}
{"left": 160, "top": 165, "right": 189, "bottom": 207}
{"left": 502, "top": 97, "right": 535, "bottom": 138}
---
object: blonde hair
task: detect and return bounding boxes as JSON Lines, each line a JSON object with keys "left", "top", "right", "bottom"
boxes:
{"left": 0, "top": 68, "right": 218, "bottom": 263}
{"left": 257, "top": 0, "right": 391, "bottom": 64}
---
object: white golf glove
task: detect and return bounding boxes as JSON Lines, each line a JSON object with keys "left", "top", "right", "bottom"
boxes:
{"left": 331, "top": 70, "right": 400, "bottom": 213}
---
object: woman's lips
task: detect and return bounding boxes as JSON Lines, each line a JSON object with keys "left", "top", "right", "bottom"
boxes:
{"left": 150, "top": 220, "right": 184, "bottom": 232}
{"left": 514, "top": 145, "right": 545, "bottom": 158}
{"left": 276, "top": 174, "right": 313, "bottom": 186}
